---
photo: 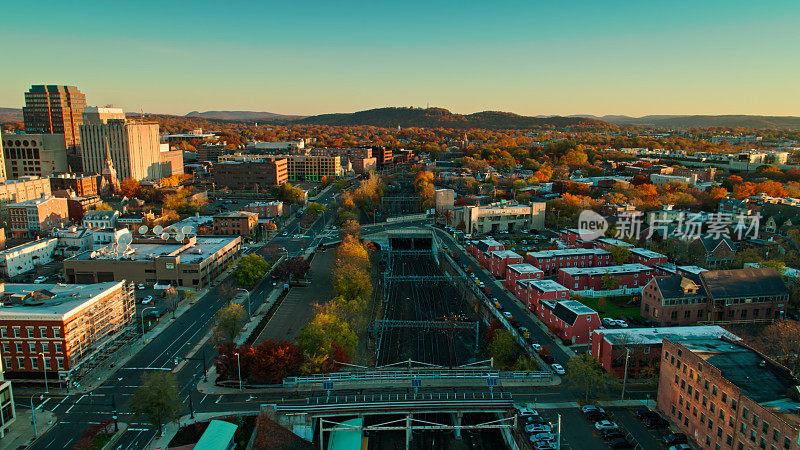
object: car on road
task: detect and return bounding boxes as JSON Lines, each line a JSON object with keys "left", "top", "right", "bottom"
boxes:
{"left": 34, "top": 276, "right": 47, "bottom": 284}
{"left": 523, "top": 414, "right": 546, "bottom": 425}
{"left": 594, "top": 420, "right": 618, "bottom": 431}
{"left": 550, "top": 363, "right": 565, "bottom": 375}
{"left": 602, "top": 317, "right": 616, "bottom": 327}
{"left": 524, "top": 423, "right": 551, "bottom": 434}
{"left": 478, "top": 281, "right": 485, "bottom": 288}
{"left": 663, "top": 433, "right": 688, "bottom": 446}
{"left": 599, "top": 428, "right": 625, "bottom": 440}
{"left": 528, "top": 432, "right": 554, "bottom": 442}
{"left": 530, "top": 342, "right": 543, "bottom": 352}
{"left": 141, "top": 295, "right": 153, "bottom": 304}
{"left": 581, "top": 405, "right": 606, "bottom": 416}
{"left": 281, "top": 232, "right": 288, "bottom": 236}
{"left": 608, "top": 437, "right": 633, "bottom": 448}
{"left": 529, "top": 440, "right": 556, "bottom": 450}
{"left": 517, "top": 407, "right": 539, "bottom": 418}
{"left": 502, "top": 311, "right": 514, "bottom": 321}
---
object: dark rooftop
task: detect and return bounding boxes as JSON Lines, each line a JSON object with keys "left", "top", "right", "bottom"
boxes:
{"left": 700, "top": 267, "right": 788, "bottom": 299}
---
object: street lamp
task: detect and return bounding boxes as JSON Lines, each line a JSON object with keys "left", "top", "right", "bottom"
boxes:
{"left": 234, "top": 352, "right": 242, "bottom": 390}
{"left": 235, "top": 288, "right": 251, "bottom": 318}
{"left": 141, "top": 306, "right": 156, "bottom": 337}
{"left": 38, "top": 352, "right": 48, "bottom": 393}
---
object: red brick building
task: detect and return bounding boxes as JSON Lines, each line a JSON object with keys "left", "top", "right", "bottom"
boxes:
{"left": 516, "top": 279, "right": 570, "bottom": 313}
{"left": 538, "top": 300, "right": 601, "bottom": 345}
{"left": 525, "top": 248, "right": 612, "bottom": 276}
{"left": 66, "top": 195, "right": 102, "bottom": 221}
{"left": 212, "top": 211, "right": 259, "bottom": 235}
{"left": 7, "top": 197, "right": 69, "bottom": 238}
{"left": 50, "top": 173, "right": 99, "bottom": 197}
{"left": 629, "top": 247, "right": 669, "bottom": 267}
{"left": 504, "top": 263, "right": 544, "bottom": 297}
{"left": 641, "top": 268, "right": 788, "bottom": 326}
{"left": 593, "top": 237, "right": 635, "bottom": 251}
{"left": 488, "top": 250, "right": 523, "bottom": 278}
{"left": 0, "top": 281, "right": 134, "bottom": 383}
{"left": 558, "top": 263, "right": 654, "bottom": 293}
{"left": 656, "top": 336, "right": 800, "bottom": 450}
{"left": 465, "top": 238, "right": 504, "bottom": 267}
{"left": 243, "top": 201, "right": 283, "bottom": 219}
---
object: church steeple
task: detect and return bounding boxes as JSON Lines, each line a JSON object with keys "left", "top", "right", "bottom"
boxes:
{"left": 101, "top": 133, "right": 120, "bottom": 193}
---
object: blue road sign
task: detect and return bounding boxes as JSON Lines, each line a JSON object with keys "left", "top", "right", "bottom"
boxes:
{"left": 411, "top": 379, "right": 422, "bottom": 388}
{"left": 487, "top": 377, "right": 498, "bottom": 387}
{"left": 323, "top": 381, "right": 334, "bottom": 390}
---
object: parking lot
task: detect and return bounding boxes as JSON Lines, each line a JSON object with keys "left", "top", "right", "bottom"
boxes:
{"left": 518, "top": 406, "right": 679, "bottom": 450}
{"left": 134, "top": 285, "right": 170, "bottom": 332}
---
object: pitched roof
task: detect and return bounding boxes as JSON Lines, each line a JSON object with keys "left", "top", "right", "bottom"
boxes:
{"left": 551, "top": 300, "right": 597, "bottom": 326}
{"left": 698, "top": 236, "right": 736, "bottom": 253}
{"left": 654, "top": 274, "right": 706, "bottom": 300}
{"left": 700, "top": 267, "right": 788, "bottom": 299}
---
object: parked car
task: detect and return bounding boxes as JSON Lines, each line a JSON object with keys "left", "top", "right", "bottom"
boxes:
{"left": 524, "top": 424, "right": 552, "bottom": 434}
{"left": 608, "top": 437, "right": 633, "bottom": 448}
{"left": 602, "top": 317, "right": 616, "bottom": 327}
{"left": 530, "top": 441, "right": 556, "bottom": 450}
{"left": 528, "top": 432, "right": 554, "bottom": 442}
{"left": 581, "top": 405, "right": 606, "bottom": 419}
{"left": 613, "top": 319, "right": 629, "bottom": 328}
{"left": 644, "top": 416, "right": 668, "bottom": 429}
{"left": 668, "top": 445, "right": 693, "bottom": 450}
{"left": 599, "top": 428, "right": 625, "bottom": 440}
{"left": 634, "top": 409, "right": 657, "bottom": 420}
{"left": 493, "top": 301, "right": 503, "bottom": 309}
{"left": 530, "top": 343, "right": 543, "bottom": 352}
{"left": 517, "top": 407, "right": 539, "bottom": 418}
{"left": 524, "top": 414, "right": 546, "bottom": 425}
{"left": 550, "top": 364, "right": 565, "bottom": 375}
{"left": 594, "top": 420, "right": 618, "bottom": 431}
{"left": 663, "top": 433, "right": 688, "bottom": 446}
{"left": 34, "top": 276, "right": 47, "bottom": 284}
{"left": 502, "top": 311, "right": 515, "bottom": 320}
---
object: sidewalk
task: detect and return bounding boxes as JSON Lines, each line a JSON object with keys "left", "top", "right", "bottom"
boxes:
{"left": 0, "top": 408, "right": 56, "bottom": 450}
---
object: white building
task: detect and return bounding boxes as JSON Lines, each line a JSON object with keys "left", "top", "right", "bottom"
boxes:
{"left": 0, "top": 238, "right": 58, "bottom": 279}
{"left": 82, "top": 210, "right": 119, "bottom": 230}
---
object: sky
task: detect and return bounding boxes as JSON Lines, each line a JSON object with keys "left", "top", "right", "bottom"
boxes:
{"left": 1, "top": 1, "right": 799, "bottom": 117}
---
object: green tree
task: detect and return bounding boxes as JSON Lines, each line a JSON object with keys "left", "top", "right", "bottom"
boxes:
{"left": 565, "top": 354, "right": 613, "bottom": 402}
{"left": 488, "top": 329, "right": 518, "bottom": 370}
{"left": 271, "top": 183, "right": 305, "bottom": 204}
{"left": 332, "top": 264, "right": 373, "bottom": 302}
{"left": 234, "top": 254, "right": 271, "bottom": 288}
{"left": 600, "top": 274, "right": 618, "bottom": 291}
{"left": 607, "top": 245, "right": 631, "bottom": 265}
{"left": 130, "top": 371, "right": 181, "bottom": 436}
{"left": 297, "top": 312, "right": 357, "bottom": 373}
{"left": 306, "top": 202, "right": 327, "bottom": 218}
{"left": 214, "top": 303, "right": 248, "bottom": 343}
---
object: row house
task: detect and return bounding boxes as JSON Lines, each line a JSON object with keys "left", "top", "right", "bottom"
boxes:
{"left": 504, "top": 263, "right": 544, "bottom": 297}
{"left": 641, "top": 267, "right": 788, "bottom": 326}
{"left": 558, "top": 263, "right": 654, "bottom": 293}
{"left": 629, "top": 247, "right": 669, "bottom": 267}
{"left": 539, "top": 300, "right": 601, "bottom": 345}
{"left": 526, "top": 248, "right": 613, "bottom": 276}
{"left": 593, "top": 237, "right": 634, "bottom": 251}
{"left": 653, "top": 263, "right": 708, "bottom": 277}
{"left": 488, "top": 250, "right": 523, "bottom": 278}
{"left": 557, "top": 228, "right": 586, "bottom": 247}
{"left": 465, "top": 238, "right": 504, "bottom": 267}
{"left": 517, "top": 279, "right": 570, "bottom": 313}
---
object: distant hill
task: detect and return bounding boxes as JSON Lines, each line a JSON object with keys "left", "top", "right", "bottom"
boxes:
{"left": 186, "top": 110, "right": 303, "bottom": 121}
{"left": 572, "top": 114, "right": 800, "bottom": 129}
{"left": 296, "top": 107, "right": 608, "bottom": 129}
{"left": 0, "top": 107, "right": 22, "bottom": 123}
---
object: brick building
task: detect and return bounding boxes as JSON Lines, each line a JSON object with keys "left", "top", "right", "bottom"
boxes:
{"left": 243, "top": 201, "right": 283, "bottom": 219}
{"left": 558, "top": 263, "right": 654, "bottom": 294}
{"left": 22, "top": 85, "right": 85, "bottom": 151}
{"left": 656, "top": 337, "right": 800, "bottom": 450}
{"left": 7, "top": 197, "right": 69, "bottom": 238}
{"left": 65, "top": 195, "right": 102, "bottom": 221}
{"left": 629, "top": 247, "right": 669, "bottom": 267}
{"left": 589, "top": 325, "right": 735, "bottom": 378}
{"left": 212, "top": 211, "right": 259, "bottom": 235}
{"left": 466, "top": 238, "right": 504, "bottom": 267}
{"left": 212, "top": 158, "right": 288, "bottom": 190}
{"left": 488, "top": 250, "right": 523, "bottom": 277}
{"left": 0, "top": 281, "right": 134, "bottom": 384}
{"left": 538, "top": 300, "right": 601, "bottom": 345}
{"left": 525, "top": 248, "right": 612, "bottom": 276}
{"left": 504, "top": 263, "right": 544, "bottom": 296}
{"left": 641, "top": 268, "right": 788, "bottom": 326}
{"left": 516, "top": 279, "right": 570, "bottom": 313}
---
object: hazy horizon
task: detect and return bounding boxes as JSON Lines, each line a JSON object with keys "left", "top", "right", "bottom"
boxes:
{"left": 1, "top": 1, "right": 798, "bottom": 117}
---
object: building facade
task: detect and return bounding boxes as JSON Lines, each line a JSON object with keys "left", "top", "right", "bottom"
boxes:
{"left": 22, "top": 85, "right": 86, "bottom": 151}
{"left": 488, "top": 250, "right": 523, "bottom": 278}
{"left": 525, "top": 248, "right": 612, "bottom": 276}
{"left": 455, "top": 201, "right": 546, "bottom": 234}
{"left": 1, "top": 133, "right": 68, "bottom": 179}
{"left": 7, "top": 197, "right": 69, "bottom": 238}
{"left": 0, "top": 282, "right": 134, "bottom": 384}
{"left": 504, "top": 263, "right": 544, "bottom": 295}
{"left": 0, "top": 238, "right": 58, "bottom": 279}
{"left": 212, "top": 211, "right": 259, "bottom": 235}
{"left": 538, "top": 300, "right": 601, "bottom": 345}
{"left": 243, "top": 201, "right": 283, "bottom": 219}
{"left": 50, "top": 173, "right": 99, "bottom": 197}
{"left": 0, "top": 177, "right": 52, "bottom": 207}
{"left": 516, "top": 279, "right": 570, "bottom": 313}
{"left": 212, "top": 158, "right": 288, "bottom": 190}
{"left": 558, "top": 263, "right": 654, "bottom": 294}
{"left": 0, "top": 352, "right": 15, "bottom": 438}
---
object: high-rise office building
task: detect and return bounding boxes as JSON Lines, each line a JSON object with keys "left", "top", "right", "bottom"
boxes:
{"left": 0, "top": 138, "right": 5, "bottom": 182}
{"left": 1, "top": 133, "right": 68, "bottom": 178}
{"left": 79, "top": 108, "right": 163, "bottom": 181}
{"left": 22, "top": 85, "right": 86, "bottom": 151}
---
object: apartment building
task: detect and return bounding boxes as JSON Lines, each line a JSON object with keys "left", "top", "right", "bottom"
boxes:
{"left": 590, "top": 325, "right": 735, "bottom": 378}
{"left": 525, "top": 248, "right": 613, "bottom": 276}
{"left": 1, "top": 133, "right": 68, "bottom": 178}
{"left": 283, "top": 155, "right": 342, "bottom": 181}
{"left": 0, "top": 281, "right": 134, "bottom": 384}
{"left": 7, "top": 197, "right": 69, "bottom": 238}
{"left": 629, "top": 248, "right": 669, "bottom": 267}
{"left": 516, "top": 279, "right": 570, "bottom": 313}
{"left": 66, "top": 195, "right": 102, "bottom": 221}
{"left": 212, "top": 158, "right": 288, "bottom": 190}
{"left": 641, "top": 268, "right": 788, "bottom": 326}
{"left": 454, "top": 201, "right": 546, "bottom": 234}
{"left": 0, "top": 352, "right": 15, "bottom": 438}
{"left": 487, "top": 250, "right": 523, "bottom": 278}
{"left": 212, "top": 211, "right": 259, "bottom": 235}
{"left": 504, "top": 263, "right": 544, "bottom": 296}
{"left": 243, "top": 201, "right": 283, "bottom": 219}
{"left": 22, "top": 85, "right": 85, "bottom": 151}
{"left": 50, "top": 173, "right": 99, "bottom": 197}
{"left": 0, "top": 176, "right": 52, "bottom": 206}
{"left": 82, "top": 210, "right": 119, "bottom": 230}
{"left": 558, "top": 263, "right": 654, "bottom": 295}
{"left": 538, "top": 300, "right": 601, "bottom": 345}
{"left": 657, "top": 337, "right": 800, "bottom": 450}
{"left": 63, "top": 235, "right": 241, "bottom": 288}
{"left": 0, "top": 238, "right": 58, "bottom": 279}
{"left": 80, "top": 108, "right": 164, "bottom": 181}
{"left": 465, "top": 238, "right": 504, "bottom": 267}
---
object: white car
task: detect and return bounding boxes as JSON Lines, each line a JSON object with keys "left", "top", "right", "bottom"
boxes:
{"left": 614, "top": 319, "right": 629, "bottom": 328}
{"left": 33, "top": 276, "right": 47, "bottom": 284}
{"left": 141, "top": 295, "right": 153, "bottom": 304}
{"left": 517, "top": 407, "right": 539, "bottom": 417}
{"left": 478, "top": 282, "right": 485, "bottom": 288}
{"left": 550, "top": 364, "right": 565, "bottom": 375}
{"left": 531, "top": 343, "right": 543, "bottom": 352}
{"left": 502, "top": 311, "right": 514, "bottom": 321}
{"left": 524, "top": 423, "right": 551, "bottom": 434}
{"left": 668, "top": 445, "right": 692, "bottom": 450}
{"left": 137, "top": 284, "right": 145, "bottom": 290}
{"left": 594, "top": 420, "right": 619, "bottom": 431}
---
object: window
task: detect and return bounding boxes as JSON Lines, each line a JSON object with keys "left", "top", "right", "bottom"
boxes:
{"left": 54, "top": 343, "right": 62, "bottom": 353}
{"left": 732, "top": 399, "right": 738, "bottom": 411}
{"left": 727, "top": 435, "right": 732, "bottom": 446}
{"left": 773, "top": 429, "right": 779, "bottom": 441}
{"left": 26, "top": 327, "right": 33, "bottom": 338}
{"left": 56, "top": 358, "right": 64, "bottom": 369}
{"left": 28, "top": 343, "right": 36, "bottom": 353}
{"left": 743, "top": 408, "right": 749, "bottom": 420}
{"left": 39, "top": 328, "right": 47, "bottom": 338}
{"left": 718, "top": 427, "right": 723, "bottom": 438}
{"left": 16, "top": 357, "right": 24, "bottom": 369}
{"left": 12, "top": 328, "right": 19, "bottom": 338}
{"left": 713, "top": 385, "right": 718, "bottom": 396}
{"left": 53, "top": 328, "right": 60, "bottom": 338}
{"left": 42, "top": 342, "right": 48, "bottom": 353}
{"left": 14, "top": 343, "right": 22, "bottom": 353}
{"left": 30, "top": 357, "right": 38, "bottom": 369}
{"left": 0, "top": 328, "right": 5, "bottom": 338}
{"left": 722, "top": 392, "right": 727, "bottom": 403}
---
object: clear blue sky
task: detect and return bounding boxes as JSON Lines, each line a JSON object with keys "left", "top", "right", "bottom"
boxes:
{"left": 1, "top": 1, "right": 798, "bottom": 117}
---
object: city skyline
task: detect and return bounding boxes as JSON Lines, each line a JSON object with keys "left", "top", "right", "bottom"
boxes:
{"left": 1, "top": 1, "right": 799, "bottom": 117}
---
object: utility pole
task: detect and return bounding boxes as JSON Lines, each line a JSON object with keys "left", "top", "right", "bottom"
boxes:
{"left": 30, "top": 396, "right": 37, "bottom": 438}
{"left": 621, "top": 348, "right": 631, "bottom": 401}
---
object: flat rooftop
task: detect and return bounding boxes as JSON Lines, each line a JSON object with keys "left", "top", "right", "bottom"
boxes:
{"left": 597, "top": 238, "right": 634, "bottom": 247}
{"left": 0, "top": 282, "right": 123, "bottom": 318}
{"left": 519, "top": 279, "right": 568, "bottom": 292}
{"left": 491, "top": 250, "right": 522, "bottom": 259}
{"left": 0, "top": 238, "right": 57, "bottom": 256}
{"left": 69, "top": 236, "right": 239, "bottom": 264}
{"left": 560, "top": 263, "right": 651, "bottom": 276}
{"left": 527, "top": 248, "right": 610, "bottom": 258}
{"left": 630, "top": 247, "right": 667, "bottom": 259}
{"left": 507, "top": 263, "right": 543, "bottom": 274}
{"left": 596, "top": 325, "right": 736, "bottom": 346}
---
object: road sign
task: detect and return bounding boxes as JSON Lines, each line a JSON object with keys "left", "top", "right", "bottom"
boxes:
{"left": 411, "top": 378, "right": 421, "bottom": 388}
{"left": 486, "top": 377, "right": 498, "bottom": 387}
{"left": 323, "top": 381, "right": 334, "bottom": 391}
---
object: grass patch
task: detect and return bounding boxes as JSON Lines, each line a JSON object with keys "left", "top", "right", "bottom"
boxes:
{"left": 575, "top": 296, "right": 642, "bottom": 320}
{"left": 85, "top": 432, "right": 114, "bottom": 450}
